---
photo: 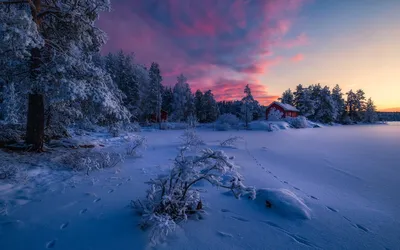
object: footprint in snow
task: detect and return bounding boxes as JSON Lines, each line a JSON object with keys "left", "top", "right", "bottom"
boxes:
{"left": 355, "top": 224, "right": 369, "bottom": 232}
{"left": 230, "top": 216, "right": 250, "bottom": 222}
{"left": 310, "top": 196, "right": 318, "bottom": 200}
{"left": 116, "top": 183, "right": 123, "bottom": 187}
{"left": 217, "top": 231, "right": 233, "bottom": 238}
{"left": 273, "top": 176, "right": 278, "bottom": 179}
{"left": 283, "top": 181, "right": 289, "bottom": 184}
{"left": 108, "top": 189, "right": 114, "bottom": 194}
{"left": 326, "top": 206, "right": 338, "bottom": 213}
{"left": 46, "top": 239, "right": 57, "bottom": 249}
{"left": 93, "top": 198, "right": 101, "bottom": 203}
{"left": 60, "top": 222, "right": 69, "bottom": 230}
{"left": 221, "top": 208, "right": 231, "bottom": 213}
{"left": 293, "top": 187, "right": 300, "bottom": 191}
{"left": 79, "top": 208, "right": 88, "bottom": 214}
{"left": 126, "top": 178, "right": 131, "bottom": 181}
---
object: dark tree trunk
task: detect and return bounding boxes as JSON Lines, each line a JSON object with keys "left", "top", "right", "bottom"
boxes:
{"left": 26, "top": 46, "right": 45, "bottom": 152}
{"left": 26, "top": 93, "right": 45, "bottom": 151}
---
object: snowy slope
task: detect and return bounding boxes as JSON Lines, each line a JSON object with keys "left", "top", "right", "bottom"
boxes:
{"left": 1, "top": 124, "right": 400, "bottom": 250}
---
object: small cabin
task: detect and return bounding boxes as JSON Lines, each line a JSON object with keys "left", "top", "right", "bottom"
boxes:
{"left": 266, "top": 101, "right": 299, "bottom": 119}
{"left": 150, "top": 110, "right": 168, "bottom": 122}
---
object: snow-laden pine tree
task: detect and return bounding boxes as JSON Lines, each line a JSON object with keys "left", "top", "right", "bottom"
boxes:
{"left": 161, "top": 86, "right": 173, "bottom": 116}
{"left": 147, "top": 62, "right": 163, "bottom": 127}
{"left": 202, "top": 90, "right": 219, "bottom": 123}
{"left": 294, "top": 84, "right": 315, "bottom": 118}
{"left": 364, "top": 98, "right": 377, "bottom": 123}
{"left": 241, "top": 84, "right": 255, "bottom": 128}
{"left": 313, "top": 86, "right": 337, "bottom": 123}
{"left": 267, "top": 107, "right": 283, "bottom": 121}
{"left": 194, "top": 90, "right": 205, "bottom": 122}
{"left": 105, "top": 51, "right": 140, "bottom": 120}
{"left": 332, "top": 84, "right": 346, "bottom": 122}
{"left": 172, "top": 74, "right": 194, "bottom": 122}
{"left": 0, "top": 1, "right": 129, "bottom": 150}
{"left": 355, "top": 89, "right": 367, "bottom": 121}
{"left": 280, "top": 89, "right": 294, "bottom": 105}
{"left": 346, "top": 90, "right": 357, "bottom": 123}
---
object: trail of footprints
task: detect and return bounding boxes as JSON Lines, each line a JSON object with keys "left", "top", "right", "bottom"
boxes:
{"left": 45, "top": 176, "right": 132, "bottom": 248}
{"left": 244, "top": 142, "right": 371, "bottom": 235}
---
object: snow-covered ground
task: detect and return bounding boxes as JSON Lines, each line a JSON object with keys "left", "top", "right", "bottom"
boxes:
{"left": 1, "top": 123, "right": 400, "bottom": 250}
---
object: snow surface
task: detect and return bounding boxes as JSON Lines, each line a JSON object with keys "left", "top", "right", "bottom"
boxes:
{"left": 1, "top": 123, "right": 400, "bottom": 249}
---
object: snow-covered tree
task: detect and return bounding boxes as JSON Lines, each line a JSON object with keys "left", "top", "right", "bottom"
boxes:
{"left": 267, "top": 107, "right": 283, "bottom": 121}
{"left": 201, "top": 90, "right": 219, "bottom": 123}
{"left": 279, "top": 89, "right": 294, "bottom": 105}
{"left": 161, "top": 86, "right": 173, "bottom": 116}
{"left": 241, "top": 84, "right": 255, "bottom": 128}
{"left": 147, "top": 62, "right": 163, "bottom": 128}
{"left": 332, "top": 84, "right": 345, "bottom": 122}
{"left": 313, "top": 86, "right": 337, "bottom": 123}
{"left": 0, "top": 0, "right": 129, "bottom": 151}
{"left": 194, "top": 90, "right": 205, "bottom": 122}
{"left": 364, "top": 98, "right": 377, "bottom": 123}
{"left": 294, "top": 84, "right": 314, "bottom": 118}
{"left": 172, "top": 74, "right": 194, "bottom": 122}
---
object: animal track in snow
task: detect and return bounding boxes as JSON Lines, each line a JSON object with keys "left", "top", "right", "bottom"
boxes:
{"left": 310, "top": 196, "right": 318, "bottom": 200}
{"left": 108, "top": 189, "right": 114, "bottom": 193}
{"left": 60, "top": 222, "right": 69, "bottom": 230}
{"left": 116, "top": 183, "right": 123, "bottom": 187}
{"left": 93, "top": 198, "right": 101, "bottom": 203}
{"left": 221, "top": 208, "right": 231, "bottom": 213}
{"left": 293, "top": 187, "right": 300, "bottom": 190}
{"left": 217, "top": 231, "right": 233, "bottom": 238}
{"left": 230, "top": 216, "right": 250, "bottom": 222}
{"left": 326, "top": 206, "right": 338, "bottom": 213}
{"left": 355, "top": 224, "right": 369, "bottom": 232}
{"left": 79, "top": 208, "right": 88, "bottom": 214}
{"left": 46, "top": 239, "right": 56, "bottom": 249}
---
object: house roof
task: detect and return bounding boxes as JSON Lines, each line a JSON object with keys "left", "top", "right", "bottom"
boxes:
{"left": 268, "top": 101, "right": 299, "bottom": 112}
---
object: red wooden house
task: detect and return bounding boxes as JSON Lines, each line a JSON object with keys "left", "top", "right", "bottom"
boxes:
{"left": 266, "top": 101, "right": 299, "bottom": 119}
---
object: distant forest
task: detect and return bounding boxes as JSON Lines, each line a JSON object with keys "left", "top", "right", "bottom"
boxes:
{"left": 377, "top": 112, "right": 400, "bottom": 121}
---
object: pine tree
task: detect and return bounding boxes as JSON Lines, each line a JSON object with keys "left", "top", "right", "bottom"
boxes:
{"left": 194, "top": 90, "right": 205, "bottom": 122}
{"left": 346, "top": 90, "right": 357, "bottom": 122}
{"left": 364, "top": 98, "right": 377, "bottom": 123}
{"left": 332, "top": 84, "right": 345, "bottom": 122}
{"left": 314, "top": 86, "right": 336, "bottom": 123}
{"left": 241, "top": 84, "right": 254, "bottom": 128}
{"left": 294, "top": 84, "right": 314, "bottom": 118}
{"left": 279, "top": 89, "right": 294, "bottom": 105}
{"left": 202, "top": 90, "right": 219, "bottom": 123}
{"left": 148, "top": 62, "right": 163, "bottom": 128}
{"left": 162, "top": 86, "right": 173, "bottom": 116}
{"left": 0, "top": 1, "right": 128, "bottom": 151}
{"left": 172, "top": 74, "right": 194, "bottom": 122}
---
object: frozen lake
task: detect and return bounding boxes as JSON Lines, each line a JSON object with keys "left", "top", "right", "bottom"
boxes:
{"left": 1, "top": 124, "right": 400, "bottom": 250}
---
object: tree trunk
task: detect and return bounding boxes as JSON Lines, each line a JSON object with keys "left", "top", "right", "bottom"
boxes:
{"left": 26, "top": 93, "right": 45, "bottom": 151}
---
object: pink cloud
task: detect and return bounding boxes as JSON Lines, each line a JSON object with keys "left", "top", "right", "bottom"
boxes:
{"left": 291, "top": 53, "right": 304, "bottom": 62}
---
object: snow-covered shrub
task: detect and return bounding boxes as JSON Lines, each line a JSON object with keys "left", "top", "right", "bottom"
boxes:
{"left": 108, "top": 123, "right": 122, "bottom": 137}
{"left": 215, "top": 114, "right": 240, "bottom": 131}
{"left": 285, "top": 116, "right": 308, "bottom": 129}
{"left": 60, "top": 150, "right": 124, "bottom": 175}
{"left": 0, "top": 164, "right": 19, "bottom": 181}
{"left": 186, "top": 115, "right": 198, "bottom": 129}
{"left": 0, "top": 123, "right": 24, "bottom": 146}
{"left": 132, "top": 147, "right": 255, "bottom": 245}
{"left": 44, "top": 124, "right": 70, "bottom": 142}
{"left": 126, "top": 136, "right": 147, "bottom": 156}
{"left": 124, "top": 122, "right": 141, "bottom": 132}
{"left": 220, "top": 136, "right": 244, "bottom": 147}
{"left": 179, "top": 129, "right": 204, "bottom": 149}
{"left": 267, "top": 108, "right": 283, "bottom": 121}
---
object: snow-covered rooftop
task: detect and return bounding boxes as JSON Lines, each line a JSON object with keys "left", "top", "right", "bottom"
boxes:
{"left": 269, "top": 101, "right": 299, "bottom": 112}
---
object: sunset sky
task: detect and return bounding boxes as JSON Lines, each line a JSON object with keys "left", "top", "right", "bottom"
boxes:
{"left": 98, "top": 0, "right": 400, "bottom": 111}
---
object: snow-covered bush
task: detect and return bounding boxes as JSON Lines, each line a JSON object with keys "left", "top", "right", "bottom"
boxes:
{"left": 285, "top": 116, "right": 308, "bottom": 129}
{"left": 0, "top": 123, "right": 24, "bottom": 146}
{"left": 126, "top": 136, "right": 147, "bottom": 156}
{"left": 0, "top": 164, "right": 19, "bottom": 181}
{"left": 108, "top": 123, "right": 122, "bottom": 137}
{"left": 179, "top": 129, "right": 204, "bottom": 149}
{"left": 132, "top": 147, "right": 255, "bottom": 245}
{"left": 267, "top": 108, "right": 283, "bottom": 121}
{"left": 215, "top": 114, "right": 240, "bottom": 131}
{"left": 186, "top": 115, "right": 198, "bottom": 129}
{"left": 124, "top": 122, "right": 141, "bottom": 133}
{"left": 220, "top": 136, "right": 244, "bottom": 147}
{"left": 60, "top": 150, "right": 124, "bottom": 175}
{"left": 44, "top": 124, "right": 70, "bottom": 142}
